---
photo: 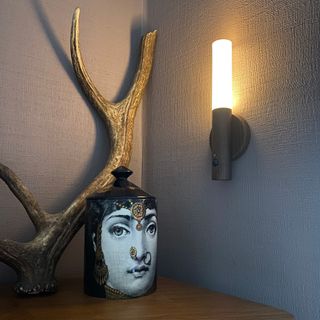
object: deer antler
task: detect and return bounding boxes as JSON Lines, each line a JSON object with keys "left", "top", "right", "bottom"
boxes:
{"left": 0, "top": 8, "right": 157, "bottom": 295}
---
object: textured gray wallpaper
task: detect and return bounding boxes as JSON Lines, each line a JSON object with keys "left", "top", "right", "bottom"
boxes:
{"left": 0, "top": 0, "right": 143, "bottom": 281}
{"left": 144, "top": 1, "right": 320, "bottom": 319}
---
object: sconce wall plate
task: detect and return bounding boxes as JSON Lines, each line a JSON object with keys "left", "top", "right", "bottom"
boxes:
{"left": 210, "top": 108, "right": 250, "bottom": 180}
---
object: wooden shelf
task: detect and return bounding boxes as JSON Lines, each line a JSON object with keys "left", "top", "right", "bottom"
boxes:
{"left": 0, "top": 277, "right": 293, "bottom": 319}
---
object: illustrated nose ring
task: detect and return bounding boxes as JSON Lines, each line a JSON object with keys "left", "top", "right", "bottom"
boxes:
{"left": 143, "top": 252, "right": 151, "bottom": 265}
{"left": 130, "top": 246, "right": 152, "bottom": 265}
{"left": 130, "top": 246, "right": 137, "bottom": 259}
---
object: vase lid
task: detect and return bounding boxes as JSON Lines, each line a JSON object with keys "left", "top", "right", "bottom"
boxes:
{"left": 87, "top": 166, "right": 154, "bottom": 200}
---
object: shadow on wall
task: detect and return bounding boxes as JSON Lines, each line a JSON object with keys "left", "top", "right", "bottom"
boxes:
{"left": 30, "top": 0, "right": 142, "bottom": 211}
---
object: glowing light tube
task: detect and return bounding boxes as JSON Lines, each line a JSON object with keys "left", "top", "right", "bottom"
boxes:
{"left": 212, "top": 39, "right": 232, "bottom": 110}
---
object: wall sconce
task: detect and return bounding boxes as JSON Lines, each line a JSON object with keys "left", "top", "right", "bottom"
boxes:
{"left": 210, "top": 39, "right": 250, "bottom": 180}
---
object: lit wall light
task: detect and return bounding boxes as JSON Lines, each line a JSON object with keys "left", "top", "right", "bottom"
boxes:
{"left": 210, "top": 39, "right": 250, "bottom": 180}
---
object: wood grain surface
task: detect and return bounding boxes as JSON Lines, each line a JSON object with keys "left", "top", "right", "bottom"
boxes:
{"left": 0, "top": 277, "right": 294, "bottom": 320}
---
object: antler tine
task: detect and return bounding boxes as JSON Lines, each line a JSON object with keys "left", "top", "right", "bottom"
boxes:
{"left": 71, "top": 8, "right": 115, "bottom": 115}
{"left": 0, "top": 164, "right": 47, "bottom": 231}
{"left": 119, "top": 30, "right": 157, "bottom": 111}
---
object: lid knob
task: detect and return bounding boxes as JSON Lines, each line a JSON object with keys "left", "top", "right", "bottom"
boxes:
{"left": 112, "top": 166, "right": 133, "bottom": 182}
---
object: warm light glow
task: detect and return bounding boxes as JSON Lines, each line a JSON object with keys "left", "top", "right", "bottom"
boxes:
{"left": 212, "top": 39, "right": 232, "bottom": 109}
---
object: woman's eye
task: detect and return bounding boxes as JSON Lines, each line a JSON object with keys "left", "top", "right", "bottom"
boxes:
{"left": 146, "top": 223, "right": 157, "bottom": 235}
{"left": 110, "top": 226, "right": 129, "bottom": 237}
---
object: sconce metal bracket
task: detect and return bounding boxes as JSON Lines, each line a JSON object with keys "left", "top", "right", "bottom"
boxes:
{"left": 210, "top": 114, "right": 250, "bottom": 161}
{"left": 229, "top": 114, "right": 250, "bottom": 160}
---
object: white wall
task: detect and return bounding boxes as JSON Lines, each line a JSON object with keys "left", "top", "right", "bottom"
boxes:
{"left": 0, "top": 0, "right": 143, "bottom": 281}
{"left": 143, "top": 1, "right": 320, "bottom": 319}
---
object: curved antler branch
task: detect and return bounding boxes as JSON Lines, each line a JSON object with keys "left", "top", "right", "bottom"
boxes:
{"left": 0, "top": 239, "right": 24, "bottom": 272}
{"left": 123, "top": 30, "right": 157, "bottom": 109}
{"left": 0, "top": 164, "right": 47, "bottom": 231}
{"left": 71, "top": 7, "right": 115, "bottom": 114}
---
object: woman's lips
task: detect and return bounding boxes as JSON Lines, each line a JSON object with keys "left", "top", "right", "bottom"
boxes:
{"left": 127, "top": 265, "right": 149, "bottom": 278}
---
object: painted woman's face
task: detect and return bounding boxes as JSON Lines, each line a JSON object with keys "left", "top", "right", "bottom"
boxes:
{"left": 100, "top": 206, "right": 157, "bottom": 297}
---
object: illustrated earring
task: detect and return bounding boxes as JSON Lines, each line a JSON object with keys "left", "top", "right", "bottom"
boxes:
{"left": 94, "top": 225, "right": 108, "bottom": 285}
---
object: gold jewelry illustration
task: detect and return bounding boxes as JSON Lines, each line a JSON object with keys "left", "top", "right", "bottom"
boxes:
{"left": 104, "top": 284, "right": 131, "bottom": 299}
{"left": 131, "top": 202, "right": 146, "bottom": 231}
{"left": 94, "top": 225, "right": 108, "bottom": 285}
{"left": 129, "top": 246, "right": 137, "bottom": 259}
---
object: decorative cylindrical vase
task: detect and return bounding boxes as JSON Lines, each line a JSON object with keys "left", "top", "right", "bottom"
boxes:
{"left": 84, "top": 166, "right": 157, "bottom": 299}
